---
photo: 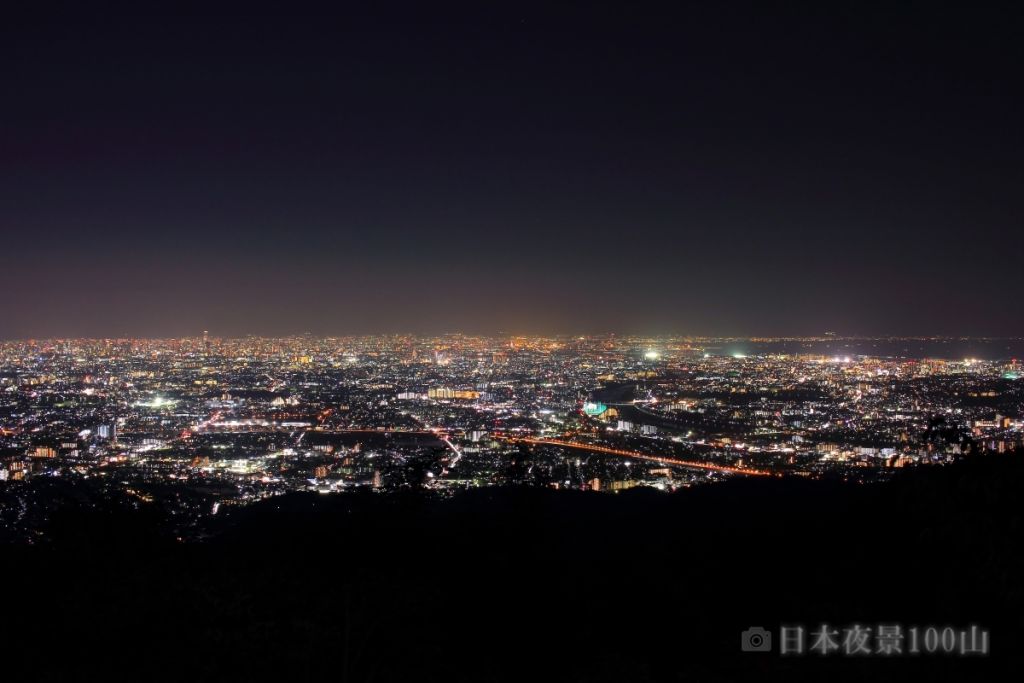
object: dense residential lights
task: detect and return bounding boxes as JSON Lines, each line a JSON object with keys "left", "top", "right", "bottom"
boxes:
{"left": 1, "top": 333, "right": 1020, "bottom": 524}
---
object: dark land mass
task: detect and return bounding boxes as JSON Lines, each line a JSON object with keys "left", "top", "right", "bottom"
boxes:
{"left": 2, "top": 457, "right": 1022, "bottom": 682}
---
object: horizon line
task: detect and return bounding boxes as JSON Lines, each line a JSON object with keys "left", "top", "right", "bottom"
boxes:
{"left": 3, "top": 333, "right": 1024, "bottom": 342}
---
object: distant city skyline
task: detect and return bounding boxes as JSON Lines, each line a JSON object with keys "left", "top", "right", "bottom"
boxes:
{"left": 5, "top": 333, "right": 1024, "bottom": 363}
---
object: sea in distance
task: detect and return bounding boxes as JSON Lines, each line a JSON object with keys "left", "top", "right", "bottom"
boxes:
{"left": 703, "top": 338, "right": 1024, "bottom": 361}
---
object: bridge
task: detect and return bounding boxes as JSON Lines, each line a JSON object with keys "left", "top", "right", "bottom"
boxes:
{"left": 504, "top": 437, "right": 775, "bottom": 477}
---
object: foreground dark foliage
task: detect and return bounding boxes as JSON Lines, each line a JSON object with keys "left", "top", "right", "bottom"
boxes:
{"left": 3, "top": 457, "right": 1022, "bottom": 682}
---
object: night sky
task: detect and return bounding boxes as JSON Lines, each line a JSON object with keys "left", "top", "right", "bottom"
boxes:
{"left": 2, "top": 3, "right": 1021, "bottom": 338}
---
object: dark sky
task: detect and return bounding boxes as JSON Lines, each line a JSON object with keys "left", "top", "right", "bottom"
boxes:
{"left": 2, "top": 2, "right": 1021, "bottom": 338}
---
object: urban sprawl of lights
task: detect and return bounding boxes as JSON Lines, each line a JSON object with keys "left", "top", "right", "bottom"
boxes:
{"left": 1, "top": 335, "right": 1020, "bottom": 540}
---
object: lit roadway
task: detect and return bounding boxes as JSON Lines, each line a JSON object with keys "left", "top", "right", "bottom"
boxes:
{"left": 505, "top": 437, "right": 775, "bottom": 477}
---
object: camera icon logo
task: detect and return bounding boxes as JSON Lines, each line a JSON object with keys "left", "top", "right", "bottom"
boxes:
{"left": 741, "top": 626, "right": 772, "bottom": 652}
